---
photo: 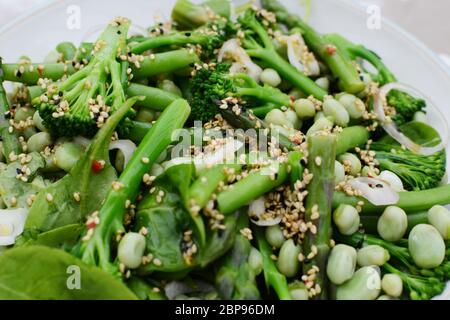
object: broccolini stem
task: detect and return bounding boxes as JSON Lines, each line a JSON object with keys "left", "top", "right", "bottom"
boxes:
{"left": 0, "top": 58, "right": 21, "bottom": 160}
{"left": 261, "top": 0, "right": 365, "bottom": 94}
{"left": 56, "top": 42, "right": 77, "bottom": 61}
{"left": 188, "top": 164, "right": 242, "bottom": 210}
{"left": 1, "top": 62, "right": 76, "bottom": 85}
{"left": 132, "top": 49, "right": 199, "bottom": 80}
{"left": 216, "top": 161, "right": 288, "bottom": 215}
{"left": 302, "top": 133, "right": 337, "bottom": 299}
{"left": 254, "top": 227, "right": 292, "bottom": 300}
{"left": 171, "top": 0, "right": 231, "bottom": 29}
{"left": 287, "top": 150, "right": 304, "bottom": 187}
{"left": 333, "top": 184, "right": 450, "bottom": 214}
{"left": 124, "top": 121, "right": 152, "bottom": 143}
{"left": 324, "top": 33, "right": 396, "bottom": 85}
{"left": 126, "top": 83, "right": 179, "bottom": 111}
{"left": 335, "top": 126, "right": 369, "bottom": 155}
{"left": 130, "top": 33, "right": 210, "bottom": 54}
{"left": 80, "top": 99, "right": 191, "bottom": 272}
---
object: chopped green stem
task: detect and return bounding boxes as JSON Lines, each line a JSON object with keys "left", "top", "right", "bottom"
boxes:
{"left": 171, "top": 0, "right": 231, "bottom": 29}
{"left": 80, "top": 99, "right": 191, "bottom": 272}
{"left": 324, "top": 33, "right": 396, "bottom": 85}
{"left": 131, "top": 49, "right": 199, "bottom": 80}
{"left": 0, "top": 58, "right": 21, "bottom": 159}
{"left": 126, "top": 83, "right": 179, "bottom": 111}
{"left": 254, "top": 227, "right": 292, "bottom": 300}
{"left": 188, "top": 164, "right": 242, "bottom": 210}
{"left": 131, "top": 33, "right": 210, "bottom": 54}
{"left": 123, "top": 121, "right": 152, "bottom": 143}
{"left": 335, "top": 126, "right": 369, "bottom": 155}
{"left": 287, "top": 150, "right": 304, "bottom": 187}
{"left": 216, "top": 162, "right": 288, "bottom": 215}
{"left": 302, "top": 134, "right": 337, "bottom": 299}
{"left": 1, "top": 62, "right": 76, "bottom": 85}
{"left": 261, "top": 0, "right": 365, "bottom": 94}
{"left": 56, "top": 42, "right": 77, "bottom": 61}
{"left": 332, "top": 184, "right": 450, "bottom": 214}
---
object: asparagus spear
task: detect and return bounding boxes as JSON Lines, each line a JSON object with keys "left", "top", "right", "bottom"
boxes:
{"left": 302, "top": 133, "right": 337, "bottom": 299}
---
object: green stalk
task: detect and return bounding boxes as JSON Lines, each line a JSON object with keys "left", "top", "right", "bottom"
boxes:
{"left": 254, "top": 227, "right": 292, "bottom": 300}
{"left": 324, "top": 33, "right": 396, "bottom": 85}
{"left": 126, "top": 83, "right": 179, "bottom": 111}
{"left": 124, "top": 121, "right": 152, "bottom": 143}
{"left": 261, "top": 0, "right": 365, "bottom": 94}
{"left": 131, "top": 33, "right": 210, "bottom": 54}
{"left": 335, "top": 126, "right": 369, "bottom": 155}
{"left": 172, "top": 0, "right": 231, "bottom": 29}
{"left": 188, "top": 164, "right": 242, "bottom": 210}
{"left": 80, "top": 99, "right": 191, "bottom": 272}
{"left": 216, "top": 162, "right": 288, "bottom": 215}
{"left": 287, "top": 150, "right": 304, "bottom": 187}
{"left": 0, "top": 58, "right": 21, "bottom": 160}
{"left": 132, "top": 49, "right": 199, "bottom": 80}
{"left": 56, "top": 42, "right": 77, "bottom": 61}
{"left": 302, "top": 134, "right": 337, "bottom": 299}
{"left": 1, "top": 62, "right": 76, "bottom": 85}
{"left": 333, "top": 184, "right": 450, "bottom": 215}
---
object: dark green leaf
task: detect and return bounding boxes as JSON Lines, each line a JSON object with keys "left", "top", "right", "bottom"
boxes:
{"left": 0, "top": 246, "right": 137, "bottom": 299}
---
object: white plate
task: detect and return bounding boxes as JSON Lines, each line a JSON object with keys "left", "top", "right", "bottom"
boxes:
{"left": 0, "top": 0, "right": 449, "bottom": 298}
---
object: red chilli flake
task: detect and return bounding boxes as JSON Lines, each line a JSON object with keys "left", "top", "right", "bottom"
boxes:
{"left": 326, "top": 45, "right": 337, "bottom": 55}
{"left": 86, "top": 221, "right": 97, "bottom": 230}
{"left": 91, "top": 160, "right": 104, "bottom": 173}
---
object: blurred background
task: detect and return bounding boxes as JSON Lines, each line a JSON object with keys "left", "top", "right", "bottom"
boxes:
{"left": 1, "top": 0, "right": 449, "bottom": 63}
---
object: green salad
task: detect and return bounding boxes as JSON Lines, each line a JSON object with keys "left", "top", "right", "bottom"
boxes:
{"left": 0, "top": 0, "right": 449, "bottom": 300}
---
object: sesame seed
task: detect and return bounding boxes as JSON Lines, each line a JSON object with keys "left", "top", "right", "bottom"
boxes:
{"left": 141, "top": 157, "right": 150, "bottom": 164}
{"left": 46, "top": 193, "right": 54, "bottom": 202}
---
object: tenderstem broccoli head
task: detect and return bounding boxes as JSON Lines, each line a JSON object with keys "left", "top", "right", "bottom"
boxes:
{"left": 189, "top": 62, "right": 292, "bottom": 122}
{"left": 171, "top": 0, "right": 231, "bottom": 30}
{"left": 372, "top": 141, "right": 446, "bottom": 191}
{"left": 35, "top": 18, "right": 131, "bottom": 137}
{"left": 386, "top": 90, "right": 426, "bottom": 126}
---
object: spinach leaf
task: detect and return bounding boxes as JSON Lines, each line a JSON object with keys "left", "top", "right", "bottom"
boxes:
{"left": 17, "top": 224, "right": 83, "bottom": 248}
{"left": 0, "top": 152, "right": 46, "bottom": 208}
{"left": 24, "top": 99, "right": 135, "bottom": 232}
{"left": 0, "top": 246, "right": 137, "bottom": 299}
{"left": 135, "top": 179, "right": 194, "bottom": 275}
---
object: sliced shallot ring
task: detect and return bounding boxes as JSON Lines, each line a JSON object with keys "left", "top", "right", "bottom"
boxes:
{"left": 349, "top": 177, "right": 399, "bottom": 206}
{"left": 218, "top": 39, "right": 262, "bottom": 81}
{"left": 248, "top": 196, "right": 281, "bottom": 226}
{"left": 109, "top": 139, "right": 137, "bottom": 168}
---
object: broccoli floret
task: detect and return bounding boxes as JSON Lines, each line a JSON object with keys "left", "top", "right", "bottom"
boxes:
{"left": 34, "top": 18, "right": 131, "bottom": 137}
{"left": 372, "top": 141, "right": 446, "bottom": 191}
{"left": 171, "top": 0, "right": 231, "bottom": 30}
{"left": 387, "top": 89, "right": 426, "bottom": 126}
{"left": 188, "top": 63, "right": 292, "bottom": 122}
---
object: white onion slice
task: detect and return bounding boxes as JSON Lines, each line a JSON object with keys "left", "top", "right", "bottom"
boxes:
{"left": 349, "top": 177, "right": 399, "bottom": 206}
{"left": 373, "top": 82, "right": 449, "bottom": 155}
{"left": 218, "top": 39, "right": 263, "bottom": 81}
{"left": 109, "top": 140, "right": 137, "bottom": 168}
{"left": 0, "top": 208, "right": 29, "bottom": 246}
{"left": 249, "top": 196, "right": 281, "bottom": 226}
{"left": 282, "top": 34, "right": 320, "bottom": 76}
{"left": 197, "top": 139, "right": 244, "bottom": 169}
